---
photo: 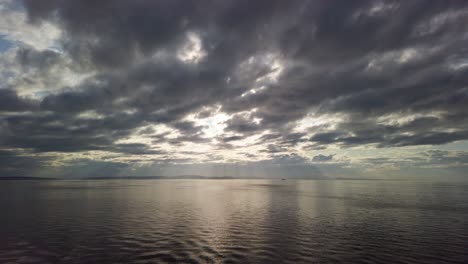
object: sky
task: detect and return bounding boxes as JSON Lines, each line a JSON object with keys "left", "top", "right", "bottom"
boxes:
{"left": 1, "top": 0, "right": 468, "bottom": 179}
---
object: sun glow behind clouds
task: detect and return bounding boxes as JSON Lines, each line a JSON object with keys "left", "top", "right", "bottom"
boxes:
{"left": 177, "top": 32, "right": 206, "bottom": 64}
{"left": 239, "top": 53, "right": 285, "bottom": 97}
{"left": 185, "top": 107, "right": 230, "bottom": 138}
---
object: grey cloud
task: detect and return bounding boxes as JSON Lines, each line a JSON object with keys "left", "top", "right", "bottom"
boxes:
{"left": 307, "top": 113, "right": 468, "bottom": 148}
{"left": 21, "top": 0, "right": 468, "bottom": 149}
{"left": 262, "top": 144, "right": 288, "bottom": 154}
{"left": 359, "top": 150, "right": 468, "bottom": 169}
{"left": 16, "top": 47, "right": 61, "bottom": 69}
{"left": 0, "top": 111, "right": 141, "bottom": 153}
{"left": 312, "top": 154, "right": 334, "bottom": 162}
{"left": 23, "top": 0, "right": 203, "bottom": 68}
{"left": 0, "top": 149, "right": 50, "bottom": 176}
{"left": 0, "top": 88, "right": 36, "bottom": 111}
{"left": 114, "top": 143, "right": 166, "bottom": 155}
{"left": 225, "top": 113, "right": 263, "bottom": 134}
{"left": 172, "top": 121, "right": 203, "bottom": 136}
{"left": 0, "top": 0, "right": 467, "bottom": 176}
{"left": 219, "top": 135, "right": 244, "bottom": 143}
{"left": 267, "top": 153, "right": 309, "bottom": 165}
{"left": 138, "top": 127, "right": 155, "bottom": 135}
{"left": 423, "top": 150, "right": 468, "bottom": 166}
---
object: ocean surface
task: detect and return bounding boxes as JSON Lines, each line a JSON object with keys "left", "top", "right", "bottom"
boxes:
{"left": 0, "top": 179, "right": 467, "bottom": 264}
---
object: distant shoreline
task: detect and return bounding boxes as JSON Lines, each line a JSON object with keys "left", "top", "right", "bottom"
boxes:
{"left": 0, "top": 176, "right": 394, "bottom": 181}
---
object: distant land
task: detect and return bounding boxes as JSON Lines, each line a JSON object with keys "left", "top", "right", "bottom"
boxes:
{"left": 83, "top": 175, "right": 238, "bottom": 180}
{"left": 0, "top": 176, "right": 237, "bottom": 180}
{"left": 0, "top": 176, "right": 386, "bottom": 181}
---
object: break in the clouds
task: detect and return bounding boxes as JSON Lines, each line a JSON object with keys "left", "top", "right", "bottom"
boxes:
{"left": 1, "top": 0, "right": 468, "bottom": 178}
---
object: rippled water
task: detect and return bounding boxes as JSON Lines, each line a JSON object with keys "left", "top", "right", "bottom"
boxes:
{"left": 0, "top": 179, "right": 467, "bottom": 263}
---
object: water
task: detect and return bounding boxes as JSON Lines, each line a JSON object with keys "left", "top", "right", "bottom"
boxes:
{"left": 0, "top": 179, "right": 467, "bottom": 264}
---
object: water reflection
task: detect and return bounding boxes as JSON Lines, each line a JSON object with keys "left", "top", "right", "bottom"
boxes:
{"left": 0, "top": 179, "right": 467, "bottom": 263}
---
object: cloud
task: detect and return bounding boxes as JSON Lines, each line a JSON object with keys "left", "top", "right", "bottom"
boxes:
{"left": 312, "top": 154, "right": 334, "bottom": 162}
{"left": 0, "top": 149, "right": 51, "bottom": 176}
{"left": 0, "top": 0, "right": 61, "bottom": 50}
{"left": 0, "top": 88, "right": 36, "bottom": 111}
{"left": 0, "top": 1, "right": 467, "bottom": 177}
{"left": 422, "top": 150, "right": 468, "bottom": 168}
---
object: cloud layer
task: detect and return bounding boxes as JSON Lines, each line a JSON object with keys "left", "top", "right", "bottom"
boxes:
{"left": 1, "top": 0, "right": 468, "bottom": 177}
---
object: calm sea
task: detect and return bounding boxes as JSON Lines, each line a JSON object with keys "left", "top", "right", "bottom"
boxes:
{"left": 0, "top": 179, "right": 467, "bottom": 263}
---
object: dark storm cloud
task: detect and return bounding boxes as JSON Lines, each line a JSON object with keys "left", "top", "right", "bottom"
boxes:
{"left": 0, "top": 149, "right": 50, "bottom": 176}
{"left": 1, "top": 0, "right": 468, "bottom": 176}
{"left": 0, "top": 110, "right": 147, "bottom": 153}
{"left": 23, "top": 1, "right": 468, "bottom": 138}
{"left": 0, "top": 88, "right": 36, "bottom": 111}
{"left": 23, "top": 0, "right": 199, "bottom": 67}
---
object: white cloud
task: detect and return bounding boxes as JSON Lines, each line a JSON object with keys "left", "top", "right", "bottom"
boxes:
{"left": 0, "top": 1, "right": 62, "bottom": 51}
